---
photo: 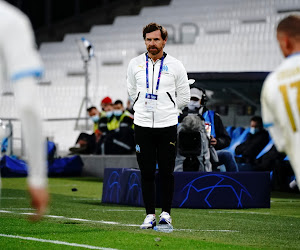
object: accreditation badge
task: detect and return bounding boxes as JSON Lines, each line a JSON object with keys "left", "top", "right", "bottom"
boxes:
{"left": 145, "top": 93, "right": 157, "bottom": 112}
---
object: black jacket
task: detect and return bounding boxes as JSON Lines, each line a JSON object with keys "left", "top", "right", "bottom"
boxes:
{"left": 235, "top": 129, "right": 270, "bottom": 164}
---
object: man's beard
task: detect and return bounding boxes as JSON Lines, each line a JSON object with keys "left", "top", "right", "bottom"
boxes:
{"left": 147, "top": 46, "right": 161, "bottom": 55}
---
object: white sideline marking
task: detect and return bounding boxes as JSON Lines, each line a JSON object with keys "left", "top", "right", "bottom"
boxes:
{"left": 7, "top": 208, "right": 34, "bottom": 210}
{"left": 0, "top": 234, "right": 119, "bottom": 250}
{"left": 0, "top": 210, "right": 13, "bottom": 214}
{"left": 175, "top": 229, "right": 239, "bottom": 233}
{"left": 104, "top": 209, "right": 145, "bottom": 212}
{"left": 0, "top": 210, "right": 239, "bottom": 232}
{"left": 0, "top": 210, "right": 139, "bottom": 227}
{"left": 0, "top": 197, "right": 25, "bottom": 200}
{"left": 209, "top": 211, "right": 270, "bottom": 215}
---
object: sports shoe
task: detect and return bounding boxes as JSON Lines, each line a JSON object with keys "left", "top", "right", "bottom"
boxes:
{"left": 140, "top": 214, "right": 156, "bottom": 229}
{"left": 159, "top": 211, "right": 172, "bottom": 225}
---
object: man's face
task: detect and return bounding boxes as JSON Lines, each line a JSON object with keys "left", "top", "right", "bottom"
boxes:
{"left": 191, "top": 96, "right": 201, "bottom": 104}
{"left": 145, "top": 30, "right": 167, "bottom": 56}
{"left": 88, "top": 108, "right": 98, "bottom": 117}
{"left": 101, "top": 103, "right": 111, "bottom": 112}
{"left": 113, "top": 103, "right": 124, "bottom": 111}
{"left": 250, "top": 120, "right": 258, "bottom": 128}
{"left": 106, "top": 104, "right": 114, "bottom": 112}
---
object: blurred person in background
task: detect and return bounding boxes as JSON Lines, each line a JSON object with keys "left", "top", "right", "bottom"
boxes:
{"left": 235, "top": 116, "right": 269, "bottom": 171}
{"left": 261, "top": 15, "right": 300, "bottom": 189}
{"left": 69, "top": 106, "right": 101, "bottom": 154}
{"left": 180, "top": 87, "right": 238, "bottom": 172}
{"left": 0, "top": 0, "right": 48, "bottom": 220}
{"left": 100, "top": 96, "right": 112, "bottom": 117}
{"left": 97, "top": 100, "right": 134, "bottom": 154}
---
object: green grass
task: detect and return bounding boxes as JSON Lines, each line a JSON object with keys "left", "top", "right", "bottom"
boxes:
{"left": 1, "top": 177, "right": 300, "bottom": 249}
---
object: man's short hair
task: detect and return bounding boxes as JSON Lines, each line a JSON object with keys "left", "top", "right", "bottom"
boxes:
{"left": 251, "top": 116, "right": 263, "bottom": 128}
{"left": 143, "top": 22, "right": 168, "bottom": 40}
{"left": 277, "top": 15, "right": 300, "bottom": 39}
{"left": 87, "top": 106, "right": 97, "bottom": 112}
{"left": 114, "top": 100, "right": 123, "bottom": 106}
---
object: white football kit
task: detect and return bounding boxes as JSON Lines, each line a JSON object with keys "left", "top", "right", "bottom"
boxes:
{"left": 261, "top": 52, "right": 300, "bottom": 187}
{"left": 0, "top": 1, "right": 47, "bottom": 188}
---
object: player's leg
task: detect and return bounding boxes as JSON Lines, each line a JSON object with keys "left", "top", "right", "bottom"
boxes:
{"left": 156, "top": 125, "right": 177, "bottom": 224}
{"left": 134, "top": 125, "right": 157, "bottom": 228}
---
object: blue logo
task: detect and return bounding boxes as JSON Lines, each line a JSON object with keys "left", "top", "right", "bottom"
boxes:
{"left": 104, "top": 171, "right": 121, "bottom": 203}
{"left": 135, "top": 144, "right": 140, "bottom": 153}
{"left": 179, "top": 174, "right": 252, "bottom": 208}
{"left": 162, "top": 65, "right": 168, "bottom": 72}
{"left": 126, "top": 172, "right": 143, "bottom": 205}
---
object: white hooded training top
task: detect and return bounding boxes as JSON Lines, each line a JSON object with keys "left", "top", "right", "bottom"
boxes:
{"left": 127, "top": 52, "right": 190, "bottom": 128}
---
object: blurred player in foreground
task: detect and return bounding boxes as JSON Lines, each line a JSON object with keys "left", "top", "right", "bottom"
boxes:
{"left": 261, "top": 15, "right": 300, "bottom": 190}
{"left": 0, "top": 0, "right": 48, "bottom": 219}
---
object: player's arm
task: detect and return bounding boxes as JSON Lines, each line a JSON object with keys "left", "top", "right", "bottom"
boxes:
{"left": 175, "top": 61, "right": 190, "bottom": 110}
{"left": 126, "top": 59, "right": 138, "bottom": 103}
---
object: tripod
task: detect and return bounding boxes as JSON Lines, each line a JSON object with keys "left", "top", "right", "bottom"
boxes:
{"left": 74, "top": 39, "right": 94, "bottom": 130}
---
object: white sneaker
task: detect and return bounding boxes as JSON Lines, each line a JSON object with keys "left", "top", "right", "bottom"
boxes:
{"left": 159, "top": 211, "right": 172, "bottom": 225}
{"left": 140, "top": 214, "right": 156, "bottom": 229}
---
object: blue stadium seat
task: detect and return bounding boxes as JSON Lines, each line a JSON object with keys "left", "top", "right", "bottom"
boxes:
{"left": 231, "top": 127, "right": 245, "bottom": 141}
{"left": 256, "top": 139, "right": 274, "bottom": 159}
{"left": 226, "top": 126, "right": 235, "bottom": 138}
{"left": 226, "top": 127, "right": 250, "bottom": 154}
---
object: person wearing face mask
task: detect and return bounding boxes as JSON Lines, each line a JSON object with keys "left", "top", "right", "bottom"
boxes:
{"left": 235, "top": 116, "right": 270, "bottom": 171}
{"left": 179, "top": 87, "right": 238, "bottom": 172}
{"left": 98, "top": 100, "right": 133, "bottom": 133}
{"left": 96, "top": 100, "right": 134, "bottom": 155}
{"left": 99, "top": 96, "right": 113, "bottom": 117}
{"left": 69, "top": 106, "right": 101, "bottom": 154}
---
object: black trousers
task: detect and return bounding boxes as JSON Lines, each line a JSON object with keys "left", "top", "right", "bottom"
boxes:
{"left": 134, "top": 124, "right": 177, "bottom": 215}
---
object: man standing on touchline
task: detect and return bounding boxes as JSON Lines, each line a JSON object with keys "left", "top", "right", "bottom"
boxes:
{"left": 127, "top": 22, "right": 190, "bottom": 229}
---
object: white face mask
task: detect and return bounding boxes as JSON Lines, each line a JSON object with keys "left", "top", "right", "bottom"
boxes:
{"left": 114, "top": 110, "right": 123, "bottom": 117}
{"left": 91, "top": 115, "right": 99, "bottom": 123}
{"left": 188, "top": 101, "right": 201, "bottom": 111}
{"left": 106, "top": 111, "right": 113, "bottom": 118}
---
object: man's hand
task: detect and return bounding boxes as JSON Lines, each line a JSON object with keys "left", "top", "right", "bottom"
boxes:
{"left": 95, "top": 129, "right": 103, "bottom": 142}
{"left": 210, "top": 136, "right": 218, "bottom": 147}
{"left": 28, "top": 186, "right": 49, "bottom": 221}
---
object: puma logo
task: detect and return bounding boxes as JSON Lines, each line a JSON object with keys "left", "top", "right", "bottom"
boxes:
{"left": 170, "top": 142, "right": 176, "bottom": 146}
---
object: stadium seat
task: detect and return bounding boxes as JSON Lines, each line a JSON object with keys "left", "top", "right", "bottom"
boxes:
{"left": 226, "top": 127, "right": 250, "bottom": 154}
{"left": 256, "top": 139, "right": 274, "bottom": 159}
{"left": 226, "top": 126, "right": 235, "bottom": 138}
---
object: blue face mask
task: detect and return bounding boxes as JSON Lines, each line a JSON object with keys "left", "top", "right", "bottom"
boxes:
{"left": 91, "top": 115, "right": 99, "bottom": 123}
{"left": 106, "top": 111, "right": 113, "bottom": 118}
{"left": 114, "top": 110, "right": 123, "bottom": 117}
{"left": 250, "top": 127, "right": 259, "bottom": 134}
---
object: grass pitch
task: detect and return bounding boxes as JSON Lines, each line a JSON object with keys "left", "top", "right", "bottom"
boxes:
{"left": 1, "top": 177, "right": 300, "bottom": 249}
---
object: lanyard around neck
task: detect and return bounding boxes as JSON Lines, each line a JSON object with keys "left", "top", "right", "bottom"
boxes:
{"left": 145, "top": 53, "right": 164, "bottom": 93}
